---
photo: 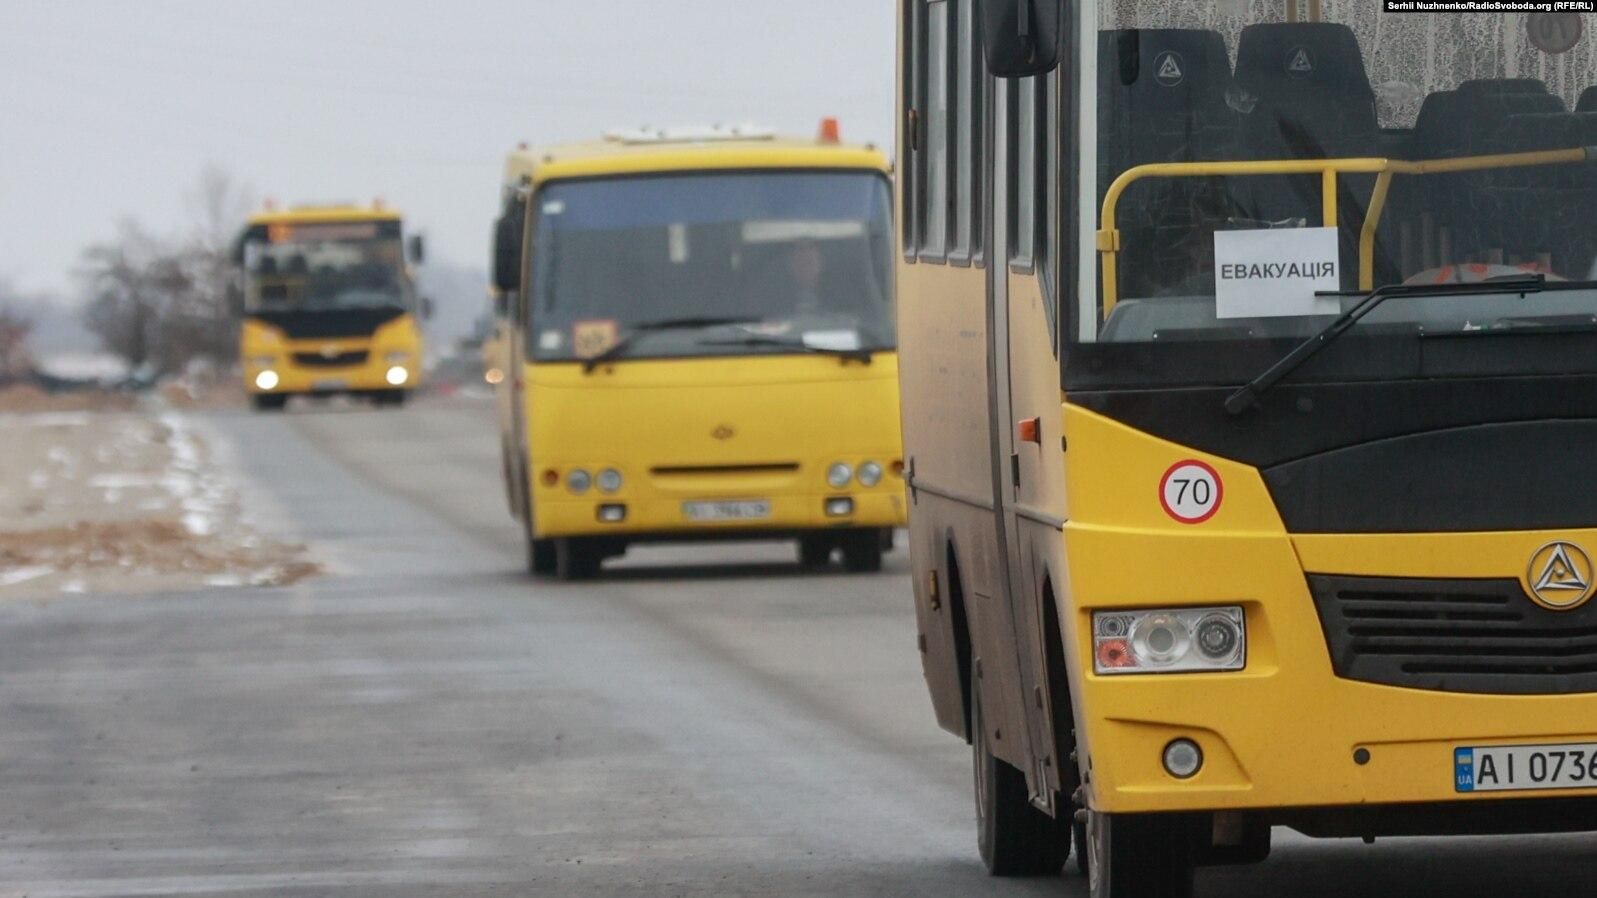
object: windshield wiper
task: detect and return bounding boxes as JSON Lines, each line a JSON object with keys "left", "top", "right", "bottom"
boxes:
{"left": 1223, "top": 274, "right": 1548, "bottom": 415}
{"left": 581, "top": 317, "right": 762, "bottom": 373}
{"left": 698, "top": 335, "right": 876, "bottom": 364}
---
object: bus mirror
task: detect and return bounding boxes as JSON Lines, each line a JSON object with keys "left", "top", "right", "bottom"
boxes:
{"left": 408, "top": 234, "right": 427, "bottom": 265}
{"left": 978, "top": 0, "right": 1065, "bottom": 78}
{"left": 493, "top": 215, "right": 523, "bottom": 292}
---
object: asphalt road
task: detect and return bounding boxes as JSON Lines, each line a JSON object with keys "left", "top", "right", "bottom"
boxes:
{"left": 2, "top": 397, "right": 1593, "bottom": 897}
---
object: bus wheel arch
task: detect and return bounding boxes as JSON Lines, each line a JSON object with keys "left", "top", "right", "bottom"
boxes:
{"left": 944, "top": 536, "right": 975, "bottom": 743}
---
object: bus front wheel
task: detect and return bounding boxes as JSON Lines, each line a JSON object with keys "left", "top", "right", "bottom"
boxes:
{"left": 1085, "top": 811, "right": 1198, "bottom": 898}
{"left": 840, "top": 529, "right": 883, "bottom": 573}
{"left": 971, "top": 675, "right": 1069, "bottom": 876}
{"left": 252, "top": 394, "right": 288, "bottom": 412}
{"left": 555, "top": 538, "right": 602, "bottom": 580}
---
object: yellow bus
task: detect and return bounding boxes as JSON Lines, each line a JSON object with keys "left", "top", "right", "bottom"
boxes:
{"left": 899, "top": 2, "right": 1597, "bottom": 894}
{"left": 491, "top": 124, "right": 904, "bottom": 579}
{"left": 237, "top": 204, "right": 429, "bottom": 411}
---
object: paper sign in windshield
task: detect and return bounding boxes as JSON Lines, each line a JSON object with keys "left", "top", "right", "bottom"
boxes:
{"left": 1214, "top": 227, "right": 1341, "bottom": 320}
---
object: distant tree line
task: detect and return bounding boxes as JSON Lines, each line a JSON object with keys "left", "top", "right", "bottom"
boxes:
{"left": 78, "top": 166, "right": 253, "bottom": 378}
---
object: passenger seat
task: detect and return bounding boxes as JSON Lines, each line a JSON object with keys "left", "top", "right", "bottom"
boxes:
{"left": 1097, "top": 28, "right": 1240, "bottom": 298}
{"left": 1230, "top": 23, "right": 1380, "bottom": 287}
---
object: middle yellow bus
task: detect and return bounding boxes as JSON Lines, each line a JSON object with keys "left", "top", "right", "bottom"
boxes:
{"left": 491, "top": 125, "right": 904, "bottom": 579}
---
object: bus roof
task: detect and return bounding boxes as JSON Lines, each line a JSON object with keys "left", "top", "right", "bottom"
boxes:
{"left": 246, "top": 204, "right": 402, "bottom": 227}
{"left": 501, "top": 129, "right": 891, "bottom": 190}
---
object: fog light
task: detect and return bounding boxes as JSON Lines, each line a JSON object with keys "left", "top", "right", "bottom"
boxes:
{"left": 858, "top": 461, "right": 884, "bottom": 487}
{"left": 385, "top": 365, "right": 409, "bottom": 386}
{"left": 1163, "top": 739, "right": 1204, "bottom": 779}
{"left": 597, "top": 504, "right": 627, "bottom": 523}
{"left": 567, "top": 469, "right": 592, "bottom": 493}
{"left": 825, "top": 497, "right": 854, "bottom": 517}
{"left": 827, "top": 462, "right": 853, "bottom": 489}
{"left": 597, "top": 468, "right": 623, "bottom": 493}
{"left": 254, "top": 370, "right": 280, "bottom": 391}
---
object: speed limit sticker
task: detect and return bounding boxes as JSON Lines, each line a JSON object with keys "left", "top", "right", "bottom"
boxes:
{"left": 1160, "top": 461, "right": 1223, "bottom": 525}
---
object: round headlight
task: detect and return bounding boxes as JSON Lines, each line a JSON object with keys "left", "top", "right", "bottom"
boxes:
{"left": 254, "top": 370, "right": 279, "bottom": 391}
{"left": 1195, "top": 614, "right": 1242, "bottom": 662}
{"left": 826, "top": 462, "right": 854, "bottom": 489}
{"left": 1130, "top": 614, "right": 1190, "bottom": 666}
{"left": 385, "top": 366, "right": 409, "bottom": 386}
{"left": 858, "top": 461, "right": 884, "bottom": 488}
{"left": 567, "top": 469, "right": 592, "bottom": 493}
{"left": 597, "top": 469, "right": 623, "bottom": 493}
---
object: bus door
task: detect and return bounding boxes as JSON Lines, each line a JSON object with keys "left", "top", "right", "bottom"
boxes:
{"left": 500, "top": 190, "right": 533, "bottom": 519}
{"left": 988, "top": 73, "right": 1060, "bottom": 812}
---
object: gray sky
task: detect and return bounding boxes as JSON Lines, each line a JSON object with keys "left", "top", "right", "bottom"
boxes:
{"left": 0, "top": 1, "right": 895, "bottom": 302}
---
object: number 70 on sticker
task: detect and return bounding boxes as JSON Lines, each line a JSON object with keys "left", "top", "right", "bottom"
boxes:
{"left": 1160, "top": 460, "right": 1223, "bottom": 524}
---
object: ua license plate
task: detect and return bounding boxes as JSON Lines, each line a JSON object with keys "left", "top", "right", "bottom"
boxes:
{"left": 312, "top": 379, "right": 348, "bottom": 392}
{"left": 1455, "top": 743, "right": 1597, "bottom": 793}
{"left": 682, "top": 499, "right": 771, "bottom": 522}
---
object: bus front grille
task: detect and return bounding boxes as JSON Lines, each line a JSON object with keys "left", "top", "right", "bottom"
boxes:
{"left": 292, "top": 351, "right": 369, "bottom": 368}
{"left": 1309, "top": 574, "right": 1597, "bottom": 695}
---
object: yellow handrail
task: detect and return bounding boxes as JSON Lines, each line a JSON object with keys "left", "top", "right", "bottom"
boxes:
{"left": 1096, "top": 147, "right": 1590, "bottom": 319}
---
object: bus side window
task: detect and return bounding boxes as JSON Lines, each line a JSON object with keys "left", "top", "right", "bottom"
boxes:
{"left": 951, "top": 0, "right": 984, "bottom": 266}
{"left": 1009, "top": 76, "right": 1039, "bottom": 270}
{"left": 913, "top": 0, "right": 953, "bottom": 263}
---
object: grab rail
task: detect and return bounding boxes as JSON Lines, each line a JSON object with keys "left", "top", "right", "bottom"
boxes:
{"left": 1096, "top": 148, "right": 1591, "bottom": 318}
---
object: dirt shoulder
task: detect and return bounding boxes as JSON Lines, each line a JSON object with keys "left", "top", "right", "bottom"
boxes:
{"left": 0, "top": 406, "right": 317, "bottom": 599}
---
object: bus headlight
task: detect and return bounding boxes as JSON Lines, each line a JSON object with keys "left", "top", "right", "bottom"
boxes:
{"left": 250, "top": 356, "right": 276, "bottom": 368}
{"left": 254, "top": 370, "right": 280, "bottom": 391}
{"left": 385, "top": 366, "right": 409, "bottom": 386}
{"left": 1093, "top": 607, "right": 1245, "bottom": 675}
{"left": 567, "top": 469, "right": 592, "bottom": 494}
{"left": 597, "top": 469, "right": 623, "bottom": 493}
{"left": 827, "top": 462, "right": 854, "bottom": 489}
{"left": 385, "top": 352, "right": 410, "bottom": 364}
{"left": 858, "top": 461, "right": 884, "bottom": 487}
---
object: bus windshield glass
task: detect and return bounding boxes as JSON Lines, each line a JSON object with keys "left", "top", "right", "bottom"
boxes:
{"left": 530, "top": 171, "right": 894, "bottom": 362}
{"left": 244, "top": 222, "right": 408, "bottom": 313}
{"left": 1074, "top": 3, "right": 1597, "bottom": 388}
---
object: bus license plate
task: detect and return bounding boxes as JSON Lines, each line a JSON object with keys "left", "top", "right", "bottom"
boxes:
{"left": 1455, "top": 743, "right": 1597, "bottom": 793}
{"left": 682, "top": 500, "right": 771, "bottom": 522}
{"left": 312, "top": 379, "right": 348, "bottom": 392}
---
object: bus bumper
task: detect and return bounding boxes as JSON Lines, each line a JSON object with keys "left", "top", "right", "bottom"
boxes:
{"left": 531, "top": 489, "right": 905, "bottom": 539}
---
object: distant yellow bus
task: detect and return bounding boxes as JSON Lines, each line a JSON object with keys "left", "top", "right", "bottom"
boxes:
{"left": 236, "top": 204, "right": 428, "bottom": 411}
{"left": 491, "top": 125, "right": 904, "bottom": 579}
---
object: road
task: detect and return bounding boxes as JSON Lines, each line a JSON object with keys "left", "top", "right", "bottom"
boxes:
{"left": 0, "top": 397, "right": 1591, "bottom": 897}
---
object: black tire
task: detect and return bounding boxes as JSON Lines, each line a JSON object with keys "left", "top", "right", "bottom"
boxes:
{"left": 373, "top": 389, "right": 407, "bottom": 408}
{"left": 252, "top": 394, "right": 288, "bottom": 412}
{"left": 879, "top": 528, "right": 897, "bottom": 552}
{"left": 971, "top": 676, "right": 1069, "bottom": 876}
{"left": 525, "top": 514, "right": 556, "bottom": 575}
{"left": 1073, "top": 818, "right": 1090, "bottom": 877}
{"left": 798, "top": 535, "right": 834, "bottom": 569}
{"left": 1086, "top": 811, "right": 1199, "bottom": 898}
{"left": 555, "top": 537, "right": 602, "bottom": 580}
{"left": 840, "top": 529, "right": 883, "bottom": 573}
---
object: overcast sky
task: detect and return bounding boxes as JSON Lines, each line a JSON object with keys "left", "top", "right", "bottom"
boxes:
{"left": 0, "top": 1, "right": 895, "bottom": 303}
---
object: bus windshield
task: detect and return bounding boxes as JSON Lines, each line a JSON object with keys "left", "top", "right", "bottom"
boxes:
{"left": 529, "top": 171, "right": 894, "bottom": 362}
{"left": 244, "top": 224, "right": 409, "bottom": 313}
{"left": 1075, "top": 3, "right": 1597, "bottom": 388}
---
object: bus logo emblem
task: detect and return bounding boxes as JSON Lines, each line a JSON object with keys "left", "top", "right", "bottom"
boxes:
{"left": 1286, "top": 47, "right": 1314, "bottom": 78}
{"left": 1526, "top": 542, "right": 1595, "bottom": 610}
{"left": 711, "top": 425, "right": 735, "bottom": 441}
{"left": 1154, "top": 51, "right": 1185, "bottom": 87}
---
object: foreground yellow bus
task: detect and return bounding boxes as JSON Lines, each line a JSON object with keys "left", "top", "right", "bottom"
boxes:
{"left": 237, "top": 204, "right": 428, "bottom": 411}
{"left": 900, "top": 2, "right": 1597, "bottom": 895}
{"left": 491, "top": 125, "right": 904, "bottom": 579}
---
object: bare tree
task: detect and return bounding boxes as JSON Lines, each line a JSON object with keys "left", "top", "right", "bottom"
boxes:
{"left": 0, "top": 279, "right": 36, "bottom": 378}
{"left": 78, "top": 166, "right": 256, "bottom": 378}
